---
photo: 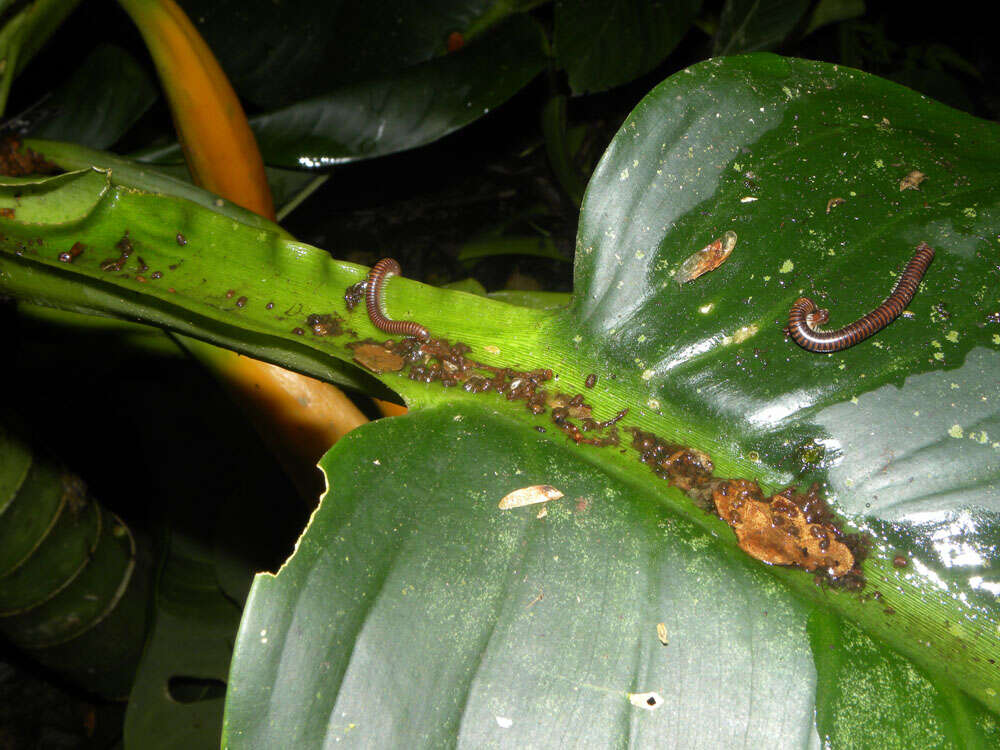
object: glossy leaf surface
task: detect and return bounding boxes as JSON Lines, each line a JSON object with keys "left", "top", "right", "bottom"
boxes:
{"left": 3, "top": 55, "right": 1000, "bottom": 746}
{"left": 27, "top": 44, "right": 157, "bottom": 149}
{"left": 175, "top": 0, "right": 509, "bottom": 108}
{"left": 713, "top": 0, "right": 810, "bottom": 55}
{"left": 555, "top": 0, "right": 701, "bottom": 94}
{"left": 141, "top": 15, "right": 548, "bottom": 168}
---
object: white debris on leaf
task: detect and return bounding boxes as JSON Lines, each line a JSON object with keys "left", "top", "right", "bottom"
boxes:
{"left": 628, "top": 691, "right": 664, "bottom": 710}
{"left": 498, "top": 485, "right": 564, "bottom": 509}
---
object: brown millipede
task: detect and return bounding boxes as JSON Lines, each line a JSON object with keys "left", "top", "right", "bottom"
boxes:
{"left": 787, "top": 242, "right": 935, "bottom": 352}
{"left": 365, "top": 258, "right": 430, "bottom": 341}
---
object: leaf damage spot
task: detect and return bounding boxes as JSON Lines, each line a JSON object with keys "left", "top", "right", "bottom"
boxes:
{"left": 713, "top": 480, "right": 860, "bottom": 581}
{"left": 628, "top": 691, "right": 663, "bottom": 710}
{"left": 499, "top": 484, "right": 564, "bottom": 509}
{"left": 350, "top": 343, "right": 405, "bottom": 374}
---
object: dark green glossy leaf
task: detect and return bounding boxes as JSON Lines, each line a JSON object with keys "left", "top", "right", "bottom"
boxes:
{"left": 28, "top": 44, "right": 157, "bottom": 149}
{"left": 176, "top": 0, "right": 510, "bottom": 108}
{"left": 569, "top": 53, "right": 1000, "bottom": 530}
{"left": 808, "top": 609, "right": 1000, "bottom": 747}
{"left": 0, "top": 422, "right": 149, "bottom": 699}
{"left": 803, "top": 0, "right": 865, "bottom": 37}
{"left": 4, "top": 55, "right": 1000, "bottom": 744}
{"left": 138, "top": 16, "right": 547, "bottom": 168}
{"left": 554, "top": 0, "right": 701, "bottom": 94}
{"left": 0, "top": 0, "right": 82, "bottom": 116}
{"left": 224, "top": 405, "right": 823, "bottom": 748}
{"left": 713, "top": 0, "right": 810, "bottom": 55}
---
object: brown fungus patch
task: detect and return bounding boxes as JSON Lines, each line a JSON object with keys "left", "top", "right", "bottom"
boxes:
{"left": 626, "top": 427, "right": 715, "bottom": 500}
{"left": 351, "top": 331, "right": 864, "bottom": 585}
{"left": 306, "top": 313, "right": 343, "bottom": 337}
{"left": 0, "top": 136, "right": 59, "bottom": 176}
{"left": 712, "top": 479, "right": 856, "bottom": 579}
{"left": 347, "top": 336, "right": 622, "bottom": 447}
{"left": 349, "top": 342, "right": 405, "bottom": 374}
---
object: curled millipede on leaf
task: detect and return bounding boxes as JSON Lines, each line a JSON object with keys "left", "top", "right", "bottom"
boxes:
{"left": 786, "top": 242, "right": 935, "bottom": 352}
{"left": 365, "top": 258, "right": 430, "bottom": 341}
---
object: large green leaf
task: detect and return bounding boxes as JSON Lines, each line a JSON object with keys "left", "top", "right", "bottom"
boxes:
{"left": 0, "top": 421, "right": 150, "bottom": 699}
{"left": 554, "top": 0, "right": 701, "bottom": 94}
{"left": 0, "top": 0, "right": 83, "bottom": 116}
{"left": 138, "top": 15, "right": 548, "bottom": 168}
{"left": 3, "top": 54, "right": 1000, "bottom": 745}
{"left": 175, "top": 0, "right": 515, "bottom": 108}
{"left": 713, "top": 0, "right": 810, "bottom": 55}
{"left": 26, "top": 43, "right": 157, "bottom": 149}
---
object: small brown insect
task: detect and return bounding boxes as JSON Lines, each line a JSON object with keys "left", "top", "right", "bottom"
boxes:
{"left": 365, "top": 258, "right": 431, "bottom": 341}
{"left": 58, "top": 241, "right": 85, "bottom": 263}
{"left": 786, "top": 243, "right": 935, "bottom": 352}
{"left": 676, "top": 231, "right": 737, "bottom": 284}
{"left": 892, "top": 554, "right": 908, "bottom": 568}
{"left": 176, "top": 233, "right": 187, "bottom": 246}
{"left": 585, "top": 373, "right": 597, "bottom": 388}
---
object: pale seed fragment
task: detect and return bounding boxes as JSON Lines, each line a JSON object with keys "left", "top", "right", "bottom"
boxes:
{"left": 498, "top": 484, "right": 564, "bottom": 509}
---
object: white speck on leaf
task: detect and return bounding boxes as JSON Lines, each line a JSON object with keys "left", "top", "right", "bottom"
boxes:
{"left": 629, "top": 691, "right": 663, "bottom": 710}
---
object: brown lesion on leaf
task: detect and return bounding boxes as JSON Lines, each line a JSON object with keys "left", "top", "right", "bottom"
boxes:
{"left": 342, "top": 331, "right": 865, "bottom": 586}
{"left": 0, "top": 136, "right": 59, "bottom": 177}
{"left": 712, "top": 480, "right": 860, "bottom": 581}
{"left": 305, "top": 313, "right": 344, "bottom": 337}
{"left": 346, "top": 336, "right": 628, "bottom": 446}
{"left": 626, "top": 427, "right": 715, "bottom": 504}
{"left": 349, "top": 342, "right": 405, "bottom": 374}
{"left": 625, "top": 427, "right": 865, "bottom": 586}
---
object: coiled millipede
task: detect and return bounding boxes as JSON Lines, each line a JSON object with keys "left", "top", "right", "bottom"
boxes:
{"left": 786, "top": 242, "right": 935, "bottom": 352}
